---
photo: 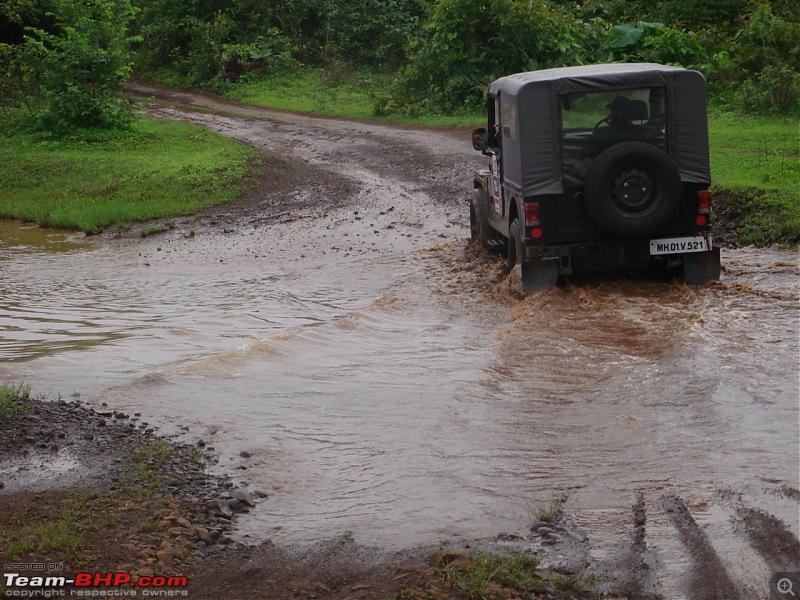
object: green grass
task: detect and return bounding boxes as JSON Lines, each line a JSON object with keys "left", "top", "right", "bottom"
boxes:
{"left": 0, "top": 381, "right": 30, "bottom": 419}
{"left": 0, "top": 117, "right": 261, "bottom": 233}
{"left": 709, "top": 115, "right": 800, "bottom": 245}
{"left": 225, "top": 67, "right": 482, "bottom": 128}
{"left": 5, "top": 495, "right": 92, "bottom": 563}
{"left": 436, "top": 550, "right": 598, "bottom": 599}
{"left": 528, "top": 494, "right": 566, "bottom": 524}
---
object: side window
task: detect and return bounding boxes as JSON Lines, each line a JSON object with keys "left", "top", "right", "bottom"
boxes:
{"left": 500, "top": 94, "right": 516, "bottom": 143}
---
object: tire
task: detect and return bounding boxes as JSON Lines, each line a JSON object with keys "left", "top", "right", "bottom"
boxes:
{"left": 507, "top": 217, "right": 525, "bottom": 269}
{"left": 584, "top": 141, "right": 681, "bottom": 238}
{"left": 472, "top": 187, "right": 493, "bottom": 250}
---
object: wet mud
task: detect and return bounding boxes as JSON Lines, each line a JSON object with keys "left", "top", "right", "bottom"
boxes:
{"left": 1, "top": 82, "right": 798, "bottom": 598}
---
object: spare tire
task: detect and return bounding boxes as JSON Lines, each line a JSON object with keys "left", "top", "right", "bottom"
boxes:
{"left": 584, "top": 141, "right": 681, "bottom": 238}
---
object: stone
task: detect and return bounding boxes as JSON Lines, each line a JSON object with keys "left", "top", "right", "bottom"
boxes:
{"left": 155, "top": 549, "right": 174, "bottom": 565}
{"left": 231, "top": 490, "right": 256, "bottom": 507}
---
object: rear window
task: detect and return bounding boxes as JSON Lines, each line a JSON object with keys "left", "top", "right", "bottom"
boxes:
{"left": 560, "top": 88, "right": 668, "bottom": 185}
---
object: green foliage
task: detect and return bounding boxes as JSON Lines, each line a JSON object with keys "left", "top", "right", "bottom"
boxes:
{"left": 133, "top": 0, "right": 422, "bottom": 86}
{"left": 660, "top": 0, "right": 748, "bottom": 29}
{"left": 600, "top": 21, "right": 707, "bottom": 69}
{"left": 731, "top": 4, "right": 800, "bottom": 112}
{"left": 0, "top": 0, "right": 138, "bottom": 135}
{"left": 398, "top": 0, "right": 588, "bottom": 112}
{"left": 0, "top": 117, "right": 259, "bottom": 232}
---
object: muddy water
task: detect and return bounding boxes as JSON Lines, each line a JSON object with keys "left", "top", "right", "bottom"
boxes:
{"left": 2, "top": 216, "right": 797, "bottom": 557}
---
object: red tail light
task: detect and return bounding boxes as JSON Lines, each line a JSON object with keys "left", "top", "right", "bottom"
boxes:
{"left": 524, "top": 202, "right": 540, "bottom": 226}
{"left": 697, "top": 190, "right": 712, "bottom": 214}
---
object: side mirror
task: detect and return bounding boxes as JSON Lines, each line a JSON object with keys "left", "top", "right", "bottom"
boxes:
{"left": 472, "top": 128, "right": 488, "bottom": 152}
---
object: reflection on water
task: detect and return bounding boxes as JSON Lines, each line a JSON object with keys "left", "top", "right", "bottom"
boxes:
{"left": 1, "top": 218, "right": 797, "bottom": 550}
{"left": 0, "top": 220, "right": 90, "bottom": 254}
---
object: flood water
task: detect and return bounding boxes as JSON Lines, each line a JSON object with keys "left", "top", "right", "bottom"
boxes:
{"left": 1, "top": 215, "right": 798, "bottom": 561}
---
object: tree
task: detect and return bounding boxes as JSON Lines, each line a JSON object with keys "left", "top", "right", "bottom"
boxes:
{"left": 0, "top": 0, "right": 137, "bottom": 134}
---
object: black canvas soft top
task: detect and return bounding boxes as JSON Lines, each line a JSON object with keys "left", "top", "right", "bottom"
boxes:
{"left": 488, "top": 63, "right": 710, "bottom": 197}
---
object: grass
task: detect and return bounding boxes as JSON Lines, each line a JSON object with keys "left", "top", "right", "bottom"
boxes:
{"left": 0, "top": 117, "right": 261, "bottom": 233}
{"left": 5, "top": 494, "right": 94, "bottom": 564}
{"left": 436, "top": 550, "right": 598, "bottom": 599}
{"left": 140, "top": 221, "right": 176, "bottom": 237}
{"left": 528, "top": 494, "right": 566, "bottom": 524}
{"left": 0, "top": 381, "right": 31, "bottom": 419}
{"left": 122, "top": 439, "right": 175, "bottom": 500}
{"left": 225, "top": 67, "right": 482, "bottom": 128}
{"left": 708, "top": 114, "right": 800, "bottom": 246}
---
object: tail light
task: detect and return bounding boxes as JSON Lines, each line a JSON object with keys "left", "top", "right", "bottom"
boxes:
{"left": 697, "top": 190, "right": 712, "bottom": 214}
{"left": 524, "top": 202, "right": 540, "bottom": 226}
{"left": 525, "top": 203, "right": 542, "bottom": 239}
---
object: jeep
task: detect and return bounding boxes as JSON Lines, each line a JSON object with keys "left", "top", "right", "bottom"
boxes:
{"left": 471, "top": 63, "right": 721, "bottom": 293}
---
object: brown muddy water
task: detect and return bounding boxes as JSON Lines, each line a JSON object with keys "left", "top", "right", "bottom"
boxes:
{"left": 2, "top": 93, "right": 799, "bottom": 597}
{"left": 2, "top": 219, "right": 797, "bottom": 545}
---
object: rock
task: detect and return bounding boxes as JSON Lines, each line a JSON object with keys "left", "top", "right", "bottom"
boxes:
{"left": 231, "top": 490, "right": 256, "bottom": 507}
{"left": 133, "top": 568, "right": 154, "bottom": 580}
{"left": 193, "top": 526, "right": 212, "bottom": 544}
{"left": 430, "top": 549, "right": 472, "bottom": 569}
{"left": 239, "top": 450, "right": 251, "bottom": 458}
{"left": 251, "top": 489, "right": 269, "bottom": 499}
{"left": 155, "top": 549, "right": 174, "bottom": 565}
{"left": 206, "top": 499, "right": 233, "bottom": 518}
{"left": 176, "top": 517, "right": 192, "bottom": 528}
{"left": 227, "top": 499, "right": 244, "bottom": 512}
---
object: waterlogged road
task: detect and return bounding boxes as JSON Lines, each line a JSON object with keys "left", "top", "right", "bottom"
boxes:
{"left": 1, "top": 85, "right": 798, "bottom": 598}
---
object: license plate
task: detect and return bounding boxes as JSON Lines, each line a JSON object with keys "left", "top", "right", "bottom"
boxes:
{"left": 649, "top": 236, "right": 711, "bottom": 255}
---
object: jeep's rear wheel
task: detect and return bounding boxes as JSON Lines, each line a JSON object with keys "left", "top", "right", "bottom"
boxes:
{"left": 585, "top": 141, "right": 681, "bottom": 238}
{"left": 471, "top": 187, "right": 495, "bottom": 251}
{"left": 507, "top": 217, "right": 525, "bottom": 270}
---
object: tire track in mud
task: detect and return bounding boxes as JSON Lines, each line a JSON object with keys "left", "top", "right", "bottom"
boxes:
{"left": 733, "top": 505, "right": 800, "bottom": 573}
{"left": 661, "top": 495, "right": 739, "bottom": 599}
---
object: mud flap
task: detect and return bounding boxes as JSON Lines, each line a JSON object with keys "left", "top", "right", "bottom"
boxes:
{"left": 521, "top": 259, "right": 559, "bottom": 294}
{"left": 683, "top": 247, "right": 721, "bottom": 284}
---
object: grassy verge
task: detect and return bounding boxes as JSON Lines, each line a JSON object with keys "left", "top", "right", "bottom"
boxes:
{"left": 224, "top": 67, "right": 482, "bottom": 128}
{"left": 708, "top": 114, "right": 799, "bottom": 246}
{"left": 0, "top": 117, "right": 260, "bottom": 233}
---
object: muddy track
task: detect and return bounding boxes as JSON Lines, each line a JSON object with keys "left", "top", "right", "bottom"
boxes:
{"left": 1, "top": 82, "right": 796, "bottom": 599}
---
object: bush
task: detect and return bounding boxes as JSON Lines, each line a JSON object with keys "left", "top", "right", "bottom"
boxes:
{"left": 0, "top": 0, "right": 137, "bottom": 136}
{"left": 397, "top": 0, "right": 588, "bottom": 112}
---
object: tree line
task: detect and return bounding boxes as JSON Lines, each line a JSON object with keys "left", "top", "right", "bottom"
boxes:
{"left": 1, "top": 0, "right": 797, "bottom": 135}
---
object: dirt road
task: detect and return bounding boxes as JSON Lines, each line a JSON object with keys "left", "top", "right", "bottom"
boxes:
{"left": 1, "top": 82, "right": 798, "bottom": 599}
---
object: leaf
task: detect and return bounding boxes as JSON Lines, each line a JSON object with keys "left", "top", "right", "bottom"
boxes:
{"left": 606, "top": 24, "right": 645, "bottom": 49}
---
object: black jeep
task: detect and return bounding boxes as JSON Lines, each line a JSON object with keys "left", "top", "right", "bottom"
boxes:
{"left": 471, "top": 63, "right": 721, "bottom": 293}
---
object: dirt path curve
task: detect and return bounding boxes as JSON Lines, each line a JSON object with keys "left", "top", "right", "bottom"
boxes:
{"left": 128, "top": 80, "right": 479, "bottom": 257}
